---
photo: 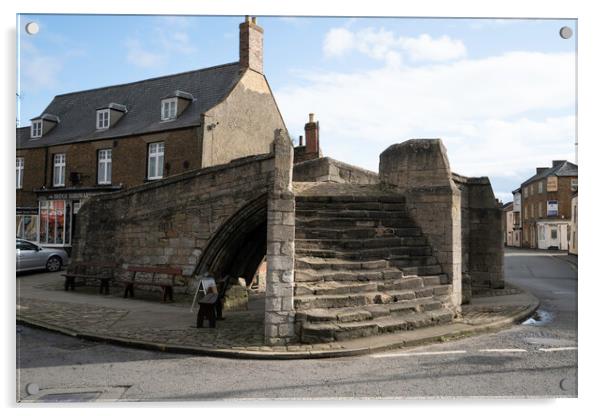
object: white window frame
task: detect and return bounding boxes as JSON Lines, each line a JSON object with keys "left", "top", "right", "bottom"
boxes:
{"left": 97, "top": 149, "right": 112, "bottom": 185}
{"left": 96, "top": 109, "right": 110, "bottom": 130}
{"left": 147, "top": 142, "right": 165, "bottom": 180}
{"left": 53, "top": 153, "right": 66, "bottom": 187}
{"left": 16, "top": 157, "right": 24, "bottom": 189}
{"left": 31, "top": 120, "right": 42, "bottom": 138}
{"left": 161, "top": 98, "right": 177, "bottom": 121}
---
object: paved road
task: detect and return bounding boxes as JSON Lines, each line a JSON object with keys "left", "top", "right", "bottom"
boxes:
{"left": 16, "top": 249, "right": 577, "bottom": 401}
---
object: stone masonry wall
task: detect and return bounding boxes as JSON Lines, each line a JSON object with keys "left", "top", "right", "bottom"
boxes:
{"left": 264, "top": 129, "right": 297, "bottom": 345}
{"left": 293, "top": 157, "right": 379, "bottom": 185}
{"left": 453, "top": 174, "right": 504, "bottom": 291}
{"left": 71, "top": 153, "right": 274, "bottom": 288}
{"left": 379, "top": 140, "right": 463, "bottom": 312}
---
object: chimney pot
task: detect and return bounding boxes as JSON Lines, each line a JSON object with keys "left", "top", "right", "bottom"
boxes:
{"left": 309, "top": 113, "right": 314, "bottom": 123}
{"left": 299, "top": 135, "right": 303, "bottom": 146}
{"left": 245, "top": 15, "right": 251, "bottom": 22}
{"left": 252, "top": 16, "right": 257, "bottom": 24}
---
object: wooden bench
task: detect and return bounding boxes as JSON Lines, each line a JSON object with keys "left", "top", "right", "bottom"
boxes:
{"left": 196, "top": 275, "right": 232, "bottom": 328}
{"left": 122, "top": 266, "right": 184, "bottom": 302}
{"left": 62, "top": 262, "right": 117, "bottom": 294}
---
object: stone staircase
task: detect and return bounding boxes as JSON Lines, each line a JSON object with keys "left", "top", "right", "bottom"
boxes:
{"left": 293, "top": 183, "right": 454, "bottom": 344}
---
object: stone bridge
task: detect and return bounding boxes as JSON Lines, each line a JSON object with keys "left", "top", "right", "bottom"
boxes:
{"left": 72, "top": 131, "right": 503, "bottom": 345}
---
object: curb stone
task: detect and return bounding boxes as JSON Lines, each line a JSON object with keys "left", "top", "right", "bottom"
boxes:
{"left": 16, "top": 288, "right": 540, "bottom": 360}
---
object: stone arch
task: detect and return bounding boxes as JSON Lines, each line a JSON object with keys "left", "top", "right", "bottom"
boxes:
{"left": 193, "top": 193, "right": 268, "bottom": 283}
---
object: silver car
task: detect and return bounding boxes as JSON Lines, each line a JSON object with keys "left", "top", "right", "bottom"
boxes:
{"left": 16, "top": 238, "right": 70, "bottom": 273}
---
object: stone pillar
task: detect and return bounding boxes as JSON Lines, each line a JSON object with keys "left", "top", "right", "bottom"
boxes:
{"left": 379, "top": 139, "right": 463, "bottom": 313}
{"left": 264, "top": 129, "right": 296, "bottom": 345}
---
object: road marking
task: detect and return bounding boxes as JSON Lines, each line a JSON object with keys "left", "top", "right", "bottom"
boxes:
{"left": 538, "top": 347, "right": 578, "bottom": 352}
{"left": 478, "top": 348, "right": 527, "bottom": 353}
{"left": 372, "top": 350, "right": 467, "bottom": 358}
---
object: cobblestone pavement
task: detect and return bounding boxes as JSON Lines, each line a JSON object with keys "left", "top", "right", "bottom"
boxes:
{"left": 16, "top": 271, "right": 537, "bottom": 357}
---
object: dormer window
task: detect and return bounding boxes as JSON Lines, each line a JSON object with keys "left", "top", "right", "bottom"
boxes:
{"left": 31, "top": 120, "right": 42, "bottom": 138}
{"left": 97, "top": 109, "right": 110, "bottom": 129}
{"left": 30, "top": 114, "right": 59, "bottom": 139}
{"left": 161, "top": 98, "right": 177, "bottom": 121}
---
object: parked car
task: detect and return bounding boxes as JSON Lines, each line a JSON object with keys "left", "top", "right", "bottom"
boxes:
{"left": 16, "top": 238, "right": 69, "bottom": 273}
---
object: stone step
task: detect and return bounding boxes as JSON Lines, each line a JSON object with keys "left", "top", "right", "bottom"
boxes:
{"left": 295, "top": 268, "right": 403, "bottom": 283}
{"left": 295, "top": 236, "right": 428, "bottom": 250}
{"left": 421, "top": 274, "right": 450, "bottom": 286}
{"left": 296, "top": 209, "right": 408, "bottom": 219}
{"left": 295, "top": 281, "right": 379, "bottom": 296}
{"left": 296, "top": 298, "right": 446, "bottom": 324}
{"left": 295, "top": 227, "right": 423, "bottom": 240}
{"left": 299, "top": 309, "right": 454, "bottom": 343}
{"left": 295, "top": 194, "right": 406, "bottom": 204}
{"left": 294, "top": 289, "right": 425, "bottom": 310}
{"left": 295, "top": 276, "right": 430, "bottom": 296}
{"left": 295, "top": 257, "right": 390, "bottom": 272}
{"left": 393, "top": 263, "right": 443, "bottom": 276}
{"left": 386, "top": 255, "right": 440, "bottom": 267}
{"left": 296, "top": 217, "right": 416, "bottom": 229}
{"left": 295, "top": 245, "right": 432, "bottom": 259}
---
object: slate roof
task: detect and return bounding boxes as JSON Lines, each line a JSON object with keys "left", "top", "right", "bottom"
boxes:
{"left": 17, "top": 62, "right": 242, "bottom": 149}
{"left": 521, "top": 160, "right": 578, "bottom": 187}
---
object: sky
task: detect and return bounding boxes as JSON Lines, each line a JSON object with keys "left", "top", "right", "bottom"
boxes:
{"left": 16, "top": 14, "right": 577, "bottom": 202}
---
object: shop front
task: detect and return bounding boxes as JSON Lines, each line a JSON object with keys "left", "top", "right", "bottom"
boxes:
{"left": 31, "top": 186, "right": 121, "bottom": 251}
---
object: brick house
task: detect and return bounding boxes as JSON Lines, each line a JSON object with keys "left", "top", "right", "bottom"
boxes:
{"left": 520, "top": 160, "right": 578, "bottom": 250}
{"left": 16, "top": 16, "right": 287, "bottom": 250}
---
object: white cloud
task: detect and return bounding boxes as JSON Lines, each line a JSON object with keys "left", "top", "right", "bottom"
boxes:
{"left": 323, "top": 27, "right": 467, "bottom": 64}
{"left": 401, "top": 34, "right": 467, "bottom": 62}
{"left": 125, "top": 38, "right": 166, "bottom": 68}
{"left": 323, "top": 28, "right": 355, "bottom": 57}
{"left": 124, "top": 18, "right": 197, "bottom": 69}
{"left": 275, "top": 50, "right": 575, "bottom": 182}
{"left": 19, "top": 40, "right": 63, "bottom": 91}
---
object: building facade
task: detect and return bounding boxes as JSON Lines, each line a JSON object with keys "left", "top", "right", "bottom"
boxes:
{"left": 509, "top": 188, "right": 522, "bottom": 247}
{"left": 16, "top": 17, "right": 287, "bottom": 250}
{"left": 502, "top": 202, "right": 513, "bottom": 246}
{"left": 569, "top": 193, "right": 578, "bottom": 255}
{"left": 520, "top": 160, "right": 577, "bottom": 250}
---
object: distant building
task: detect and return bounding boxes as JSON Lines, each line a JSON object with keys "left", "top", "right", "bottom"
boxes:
{"left": 510, "top": 188, "right": 522, "bottom": 247}
{"left": 520, "top": 160, "right": 577, "bottom": 250}
{"left": 569, "top": 192, "right": 578, "bottom": 255}
{"left": 502, "top": 201, "right": 513, "bottom": 246}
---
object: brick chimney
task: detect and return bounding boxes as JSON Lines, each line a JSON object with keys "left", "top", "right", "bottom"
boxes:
{"left": 304, "top": 113, "right": 320, "bottom": 154}
{"left": 536, "top": 167, "right": 548, "bottom": 174}
{"left": 552, "top": 160, "right": 565, "bottom": 167}
{"left": 239, "top": 16, "right": 263, "bottom": 73}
